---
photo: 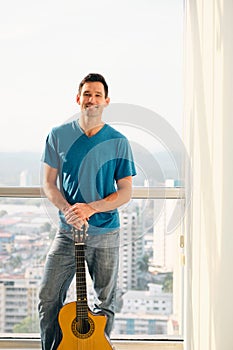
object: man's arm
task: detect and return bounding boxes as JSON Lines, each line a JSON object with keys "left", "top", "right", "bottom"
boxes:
{"left": 43, "top": 163, "right": 86, "bottom": 229}
{"left": 64, "top": 176, "right": 133, "bottom": 223}
{"left": 43, "top": 164, "right": 70, "bottom": 212}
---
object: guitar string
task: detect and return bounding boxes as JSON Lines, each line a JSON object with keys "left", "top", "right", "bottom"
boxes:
{"left": 75, "top": 230, "right": 92, "bottom": 350}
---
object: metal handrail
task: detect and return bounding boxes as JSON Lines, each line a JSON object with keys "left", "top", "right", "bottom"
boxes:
{"left": 0, "top": 186, "right": 185, "bottom": 199}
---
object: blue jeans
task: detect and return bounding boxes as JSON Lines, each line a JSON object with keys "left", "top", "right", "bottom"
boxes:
{"left": 38, "top": 229, "right": 119, "bottom": 350}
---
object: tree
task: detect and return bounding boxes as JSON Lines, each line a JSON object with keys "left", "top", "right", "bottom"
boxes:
{"left": 0, "top": 210, "right": 7, "bottom": 217}
{"left": 162, "top": 272, "right": 173, "bottom": 293}
{"left": 9, "top": 255, "right": 22, "bottom": 269}
{"left": 39, "top": 222, "right": 51, "bottom": 233}
{"left": 137, "top": 254, "right": 149, "bottom": 273}
{"left": 136, "top": 254, "right": 151, "bottom": 290}
{"left": 13, "top": 316, "right": 40, "bottom": 333}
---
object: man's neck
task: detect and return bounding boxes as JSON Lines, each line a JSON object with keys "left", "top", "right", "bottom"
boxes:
{"left": 78, "top": 115, "right": 105, "bottom": 137}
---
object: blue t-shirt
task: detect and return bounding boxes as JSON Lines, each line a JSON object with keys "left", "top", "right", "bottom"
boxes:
{"left": 42, "top": 120, "right": 136, "bottom": 234}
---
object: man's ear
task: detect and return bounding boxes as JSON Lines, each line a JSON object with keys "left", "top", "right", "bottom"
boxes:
{"left": 105, "top": 97, "right": 110, "bottom": 106}
{"left": 76, "top": 94, "right": 80, "bottom": 105}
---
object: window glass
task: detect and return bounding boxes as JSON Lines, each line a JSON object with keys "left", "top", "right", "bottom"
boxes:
{"left": 0, "top": 0, "right": 183, "bottom": 186}
{"left": 0, "top": 196, "right": 184, "bottom": 339}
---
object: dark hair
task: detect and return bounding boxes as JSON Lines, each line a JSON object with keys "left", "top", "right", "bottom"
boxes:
{"left": 78, "top": 73, "right": 108, "bottom": 98}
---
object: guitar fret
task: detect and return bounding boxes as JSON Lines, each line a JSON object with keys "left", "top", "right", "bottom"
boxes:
{"left": 74, "top": 231, "right": 89, "bottom": 321}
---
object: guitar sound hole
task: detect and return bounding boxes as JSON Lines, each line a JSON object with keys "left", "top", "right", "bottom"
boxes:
{"left": 71, "top": 316, "right": 95, "bottom": 339}
{"left": 77, "top": 319, "right": 90, "bottom": 334}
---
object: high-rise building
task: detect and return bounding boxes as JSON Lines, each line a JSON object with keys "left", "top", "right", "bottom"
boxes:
{"left": 118, "top": 203, "right": 144, "bottom": 293}
{"left": 0, "top": 266, "right": 43, "bottom": 333}
{"left": 113, "top": 284, "right": 173, "bottom": 336}
{"left": 0, "top": 232, "right": 14, "bottom": 253}
{"left": 19, "top": 170, "right": 32, "bottom": 187}
{"left": 152, "top": 180, "right": 182, "bottom": 269}
{"left": 121, "top": 283, "right": 172, "bottom": 315}
{"left": 152, "top": 180, "right": 184, "bottom": 333}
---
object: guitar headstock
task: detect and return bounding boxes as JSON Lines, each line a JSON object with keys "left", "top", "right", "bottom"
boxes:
{"left": 73, "top": 225, "right": 88, "bottom": 245}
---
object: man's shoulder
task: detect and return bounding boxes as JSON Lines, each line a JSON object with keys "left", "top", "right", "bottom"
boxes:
{"left": 51, "top": 120, "right": 78, "bottom": 134}
{"left": 104, "top": 124, "right": 127, "bottom": 140}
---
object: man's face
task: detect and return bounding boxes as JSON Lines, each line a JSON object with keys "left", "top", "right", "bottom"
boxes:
{"left": 77, "top": 82, "right": 110, "bottom": 118}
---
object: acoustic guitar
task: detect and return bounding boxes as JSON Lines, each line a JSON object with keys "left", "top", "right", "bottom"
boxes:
{"left": 57, "top": 226, "right": 114, "bottom": 349}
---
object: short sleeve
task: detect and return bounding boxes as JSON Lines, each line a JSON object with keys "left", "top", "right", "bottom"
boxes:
{"left": 41, "top": 129, "right": 59, "bottom": 169}
{"left": 115, "top": 138, "right": 137, "bottom": 180}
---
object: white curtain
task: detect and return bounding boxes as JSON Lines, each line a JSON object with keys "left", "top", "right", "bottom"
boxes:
{"left": 183, "top": 1, "right": 233, "bottom": 350}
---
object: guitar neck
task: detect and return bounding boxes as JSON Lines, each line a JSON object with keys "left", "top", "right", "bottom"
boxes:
{"left": 75, "top": 242, "right": 88, "bottom": 320}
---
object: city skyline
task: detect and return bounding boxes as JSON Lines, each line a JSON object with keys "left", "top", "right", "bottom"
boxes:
{"left": 0, "top": 148, "right": 184, "bottom": 187}
{"left": 0, "top": 194, "right": 182, "bottom": 336}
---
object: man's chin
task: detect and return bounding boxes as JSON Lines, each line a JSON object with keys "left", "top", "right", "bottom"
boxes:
{"left": 85, "top": 111, "right": 100, "bottom": 118}
{"left": 84, "top": 106, "right": 104, "bottom": 117}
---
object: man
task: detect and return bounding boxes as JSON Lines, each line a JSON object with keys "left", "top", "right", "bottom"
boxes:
{"left": 38, "top": 73, "right": 136, "bottom": 349}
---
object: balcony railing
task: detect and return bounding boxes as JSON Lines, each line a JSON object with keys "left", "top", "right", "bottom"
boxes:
{"left": 0, "top": 186, "right": 185, "bottom": 199}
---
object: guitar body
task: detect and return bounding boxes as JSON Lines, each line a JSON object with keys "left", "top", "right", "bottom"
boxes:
{"left": 57, "top": 301, "right": 113, "bottom": 350}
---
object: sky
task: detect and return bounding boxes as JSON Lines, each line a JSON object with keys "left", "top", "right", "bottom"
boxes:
{"left": 0, "top": 0, "right": 183, "bottom": 153}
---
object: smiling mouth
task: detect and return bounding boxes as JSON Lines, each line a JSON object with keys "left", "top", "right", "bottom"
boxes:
{"left": 85, "top": 105, "right": 99, "bottom": 110}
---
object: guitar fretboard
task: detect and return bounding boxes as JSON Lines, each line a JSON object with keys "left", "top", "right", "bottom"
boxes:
{"left": 75, "top": 242, "right": 88, "bottom": 321}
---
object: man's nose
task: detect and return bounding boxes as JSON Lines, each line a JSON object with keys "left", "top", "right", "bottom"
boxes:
{"left": 88, "top": 95, "right": 95, "bottom": 103}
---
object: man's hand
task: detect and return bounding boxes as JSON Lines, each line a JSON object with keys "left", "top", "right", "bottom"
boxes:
{"left": 64, "top": 203, "right": 96, "bottom": 230}
{"left": 43, "top": 163, "right": 133, "bottom": 231}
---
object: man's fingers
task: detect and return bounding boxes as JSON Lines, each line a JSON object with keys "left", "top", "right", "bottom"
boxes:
{"left": 72, "top": 218, "right": 89, "bottom": 230}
